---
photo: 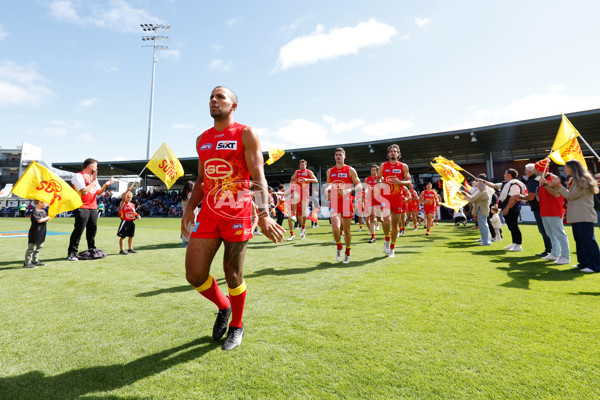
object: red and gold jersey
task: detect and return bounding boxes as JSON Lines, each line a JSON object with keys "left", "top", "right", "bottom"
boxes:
{"left": 293, "top": 169, "right": 311, "bottom": 199}
{"left": 197, "top": 122, "right": 251, "bottom": 218}
{"left": 381, "top": 161, "right": 405, "bottom": 196}
{"left": 118, "top": 202, "right": 138, "bottom": 221}
{"left": 422, "top": 189, "right": 437, "bottom": 206}
{"left": 329, "top": 165, "right": 353, "bottom": 192}
{"left": 295, "top": 169, "right": 311, "bottom": 184}
{"left": 407, "top": 189, "right": 419, "bottom": 205}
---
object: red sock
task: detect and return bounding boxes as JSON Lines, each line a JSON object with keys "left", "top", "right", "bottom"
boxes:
{"left": 345, "top": 247, "right": 351, "bottom": 256}
{"left": 385, "top": 236, "right": 390, "bottom": 242}
{"left": 371, "top": 233, "right": 375, "bottom": 239}
{"left": 427, "top": 228, "right": 430, "bottom": 233}
{"left": 228, "top": 281, "right": 246, "bottom": 328}
{"left": 301, "top": 225, "right": 305, "bottom": 230}
{"left": 390, "top": 243, "right": 395, "bottom": 250}
{"left": 401, "top": 227, "right": 405, "bottom": 232}
{"left": 336, "top": 241, "right": 343, "bottom": 250}
{"left": 195, "top": 275, "right": 230, "bottom": 310}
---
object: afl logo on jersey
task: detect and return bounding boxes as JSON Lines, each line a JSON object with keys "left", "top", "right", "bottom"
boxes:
{"left": 204, "top": 158, "right": 233, "bottom": 179}
{"left": 200, "top": 143, "right": 213, "bottom": 151}
{"left": 216, "top": 140, "right": 237, "bottom": 150}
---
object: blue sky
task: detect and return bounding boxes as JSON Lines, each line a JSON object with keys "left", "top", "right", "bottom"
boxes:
{"left": 2, "top": 0, "right": 600, "bottom": 168}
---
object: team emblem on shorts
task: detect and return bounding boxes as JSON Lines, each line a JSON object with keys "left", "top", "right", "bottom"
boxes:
{"left": 192, "top": 222, "right": 200, "bottom": 233}
{"left": 232, "top": 223, "right": 243, "bottom": 229}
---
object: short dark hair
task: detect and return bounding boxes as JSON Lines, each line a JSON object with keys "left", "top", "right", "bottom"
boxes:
{"left": 82, "top": 158, "right": 98, "bottom": 169}
{"left": 477, "top": 173, "right": 487, "bottom": 179}
{"left": 299, "top": 159, "right": 307, "bottom": 164}
{"left": 335, "top": 147, "right": 345, "bottom": 154}
{"left": 213, "top": 86, "right": 238, "bottom": 104}
{"left": 371, "top": 164, "right": 379, "bottom": 170}
{"left": 506, "top": 168, "right": 518, "bottom": 179}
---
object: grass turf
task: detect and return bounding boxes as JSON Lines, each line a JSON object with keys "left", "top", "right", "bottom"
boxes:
{"left": 0, "top": 216, "right": 599, "bottom": 399}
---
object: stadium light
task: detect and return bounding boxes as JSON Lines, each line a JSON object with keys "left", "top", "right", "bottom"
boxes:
{"left": 141, "top": 23, "right": 171, "bottom": 160}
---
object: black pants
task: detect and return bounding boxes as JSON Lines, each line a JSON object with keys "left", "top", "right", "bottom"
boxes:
{"left": 68, "top": 208, "right": 98, "bottom": 255}
{"left": 504, "top": 205, "right": 521, "bottom": 245}
{"left": 275, "top": 208, "right": 285, "bottom": 226}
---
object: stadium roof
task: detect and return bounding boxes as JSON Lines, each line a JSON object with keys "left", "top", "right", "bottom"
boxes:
{"left": 53, "top": 109, "right": 600, "bottom": 185}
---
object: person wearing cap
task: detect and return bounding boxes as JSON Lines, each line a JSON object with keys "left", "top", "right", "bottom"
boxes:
{"left": 520, "top": 163, "right": 552, "bottom": 257}
{"left": 544, "top": 159, "right": 600, "bottom": 273}
{"left": 530, "top": 159, "right": 570, "bottom": 265}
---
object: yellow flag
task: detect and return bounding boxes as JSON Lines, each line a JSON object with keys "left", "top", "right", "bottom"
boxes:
{"left": 11, "top": 162, "right": 83, "bottom": 218}
{"left": 441, "top": 179, "right": 468, "bottom": 211}
{"left": 146, "top": 143, "right": 184, "bottom": 189}
{"left": 549, "top": 115, "right": 586, "bottom": 167}
{"left": 430, "top": 162, "right": 465, "bottom": 184}
{"left": 433, "top": 155, "right": 463, "bottom": 171}
{"left": 266, "top": 148, "right": 285, "bottom": 165}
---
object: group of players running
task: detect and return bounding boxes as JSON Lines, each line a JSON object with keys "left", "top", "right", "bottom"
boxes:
{"left": 280, "top": 144, "right": 441, "bottom": 263}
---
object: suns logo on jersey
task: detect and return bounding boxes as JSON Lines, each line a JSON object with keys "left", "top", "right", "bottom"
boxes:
{"left": 216, "top": 141, "right": 237, "bottom": 150}
{"left": 204, "top": 158, "right": 233, "bottom": 179}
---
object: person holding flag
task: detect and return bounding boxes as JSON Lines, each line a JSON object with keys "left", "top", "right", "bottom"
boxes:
{"left": 67, "top": 158, "right": 114, "bottom": 261}
{"left": 181, "top": 86, "right": 285, "bottom": 351}
{"left": 23, "top": 200, "right": 51, "bottom": 268}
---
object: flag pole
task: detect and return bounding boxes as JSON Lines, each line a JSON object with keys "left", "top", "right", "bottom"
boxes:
{"left": 0, "top": 190, "right": 14, "bottom": 211}
{"left": 577, "top": 134, "right": 600, "bottom": 160}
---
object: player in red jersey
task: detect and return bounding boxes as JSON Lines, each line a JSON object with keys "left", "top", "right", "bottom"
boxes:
{"left": 377, "top": 144, "right": 412, "bottom": 258}
{"left": 364, "top": 164, "right": 383, "bottom": 243}
{"left": 287, "top": 159, "right": 318, "bottom": 240}
{"left": 397, "top": 185, "right": 410, "bottom": 237}
{"left": 406, "top": 183, "right": 420, "bottom": 231}
{"left": 181, "top": 86, "right": 285, "bottom": 351}
{"left": 419, "top": 182, "right": 438, "bottom": 236}
{"left": 325, "top": 148, "right": 362, "bottom": 263}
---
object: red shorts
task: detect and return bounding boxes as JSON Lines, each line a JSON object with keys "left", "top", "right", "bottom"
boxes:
{"left": 381, "top": 195, "right": 404, "bottom": 214}
{"left": 293, "top": 197, "right": 309, "bottom": 217}
{"left": 190, "top": 203, "right": 253, "bottom": 242}
{"left": 424, "top": 205, "right": 436, "bottom": 214}
{"left": 330, "top": 196, "right": 354, "bottom": 218}
{"left": 407, "top": 202, "right": 419, "bottom": 212}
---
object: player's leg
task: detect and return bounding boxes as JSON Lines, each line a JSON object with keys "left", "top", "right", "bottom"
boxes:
{"left": 382, "top": 203, "right": 392, "bottom": 253}
{"left": 342, "top": 216, "right": 352, "bottom": 263}
{"left": 287, "top": 209, "right": 296, "bottom": 240}
{"left": 220, "top": 239, "right": 249, "bottom": 350}
{"left": 186, "top": 237, "right": 231, "bottom": 341}
{"left": 389, "top": 212, "right": 400, "bottom": 257}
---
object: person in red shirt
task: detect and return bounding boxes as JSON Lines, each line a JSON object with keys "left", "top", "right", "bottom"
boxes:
{"left": 325, "top": 147, "right": 362, "bottom": 263}
{"left": 377, "top": 144, "right": 412, "bottom": 258}
{"left": 419, "top": 182, "right": 437, "bottom": 236}
{"left": 406, "top": 183, "right": 420, "bottom": 231}
{"left": 67, "top": 158, "right": 114, "bottom": 261}
{"left": 181, "top": 86, "right": 285, "bottom": 351}
{"left": 117, "top": 190, "right": 140, "bottom": 255}
{"left": 364, "top": 164, "right": 382, "bottom": 243}
{"left": 287, "top": 159, "right": 318, "bottom": 240}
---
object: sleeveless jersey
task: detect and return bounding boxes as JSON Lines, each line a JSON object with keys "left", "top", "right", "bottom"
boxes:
{"left": 329, "top": 165, "right": 353, "bottom": 192}
{"left": 75, "top": 172, "right": 99, "bottom": 209}
{"left": 407, "top": 189, "right": 419, "bottom": 206}
{"left": 197, "top": 122, "right": 251, "bottom": 218}
{"left": 423, "top": 190, "right": 437, "bottom": 206}
{"left": 294, "top": 169, "right": 311, "bottom": 199}
{"left": 118, "top": 202, "right": 138, "bottom": 221}
{"left": 381, "top": 161, "right": 405, "bottom": 196}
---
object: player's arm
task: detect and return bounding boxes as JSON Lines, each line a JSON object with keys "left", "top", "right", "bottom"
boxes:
{"left": 306, "top": 170, "right": 318, "bottom": 184}
{"left": 181, "top": 136, "right": 206, "bottom": 237}
{"left": 350, "top": 167, "right": 363, "bottom": 193}
{"left": 242, "top": 126, "right": 285, "bottom": 243}
{"left": 419, "top": 191, "right": 425, "bottom": 204}
{"left": 400, "top": 163, "right": 412, "bottom": 186}
{"left": 290, "top": 171, "right": 298, "bottom": 185}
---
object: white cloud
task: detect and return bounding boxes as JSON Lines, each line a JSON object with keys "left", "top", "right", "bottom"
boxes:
{"left": 0, "top": 61, "right": 54, "bottom": 107}
{"left": 414, "top": 17, "right": 430, "bottom": 27}
{"left": 363, "top": 118, "right": 415, "bottom": 137}
{"left": 78, "top": 97, "right": 99, "bottom": 108}
{"left": 48, "top": 0, "right": 160, "bottom": 33}
{"left": 323, "top": 115, "right": 366, "bottom": 133}
{"left": 78, "top": 133, "right": 97, "bottom": 142}
{"left": 399, "top": 34, "right": 410, "bottom": 41}
{"left": 0, "top": 24, "right": 8, "bottom": 40}
{"left": 258, "top": 119, "right": 333, "bottom": 150}
{"left": 448, "top": 86, "right": 600, "bottom": 131}
{"left": 209, "top": 59, "right": 232, "bottom": 72}
{"left": 275, "top": 18, "right": 398, "bottom": 71}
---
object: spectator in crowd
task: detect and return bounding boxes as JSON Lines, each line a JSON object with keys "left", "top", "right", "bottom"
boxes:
{"left": 520, "top": 163, "right": 552, "bottom": 257}
{"left": 545, "top": 159, "right": 600, "bottom": 273}
{"left": 460, "top": 177, "right": 492, "bottom": 245}
{"left": 180, "top": 181, "right": 196, "bottom": 247}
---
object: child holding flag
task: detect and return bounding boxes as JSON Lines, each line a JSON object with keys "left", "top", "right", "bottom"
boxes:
{"left": 117, "top": 191, "right": 140, "bottom": 255}
{"left": 23, "top": 200, "right": 51, "bottom": 269}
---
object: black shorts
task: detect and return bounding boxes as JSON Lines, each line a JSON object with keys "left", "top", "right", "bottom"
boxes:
{"left": 117, "top": 220, "right": 135, "bottom": 238}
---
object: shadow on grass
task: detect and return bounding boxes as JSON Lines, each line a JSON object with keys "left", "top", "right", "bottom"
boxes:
{"left": 132, "top": 242, "right": 183, "bottom": 251}
{"left": 570, "top": 291, "right": 600, "bottom": 296}
{"left": 0, "top": 337, "right": 218, "bottom": 400}
{"left": 491, "top": 256, "right": 584, "bottom": 289}
{"left": 245, "top": 255, "right": 389, "bottom": 279}
{"left": 136, "top": 285, "right": 191, "bottom": 297}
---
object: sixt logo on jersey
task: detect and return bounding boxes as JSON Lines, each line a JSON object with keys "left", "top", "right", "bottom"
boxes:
{"left": 200, "top": 143, "right": 213, "bottom": 151}
{"left": 337, "top": 173, "right": 348, "bottom": 178}
{"left": 204, "top": 158, "right": 233, "bottom": 179}
{"left": 392, "top": 169, "right": 402, "bottom": 174}
{"left": 232, "top": 223, "right": 243, "bottom": 229}
{"left": 216, "top": 141, "right": 237, "bottom": 150}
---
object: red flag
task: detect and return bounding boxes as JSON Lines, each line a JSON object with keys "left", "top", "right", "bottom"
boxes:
{"left": 307, "top": 207, "right": 320, "bottom": 223}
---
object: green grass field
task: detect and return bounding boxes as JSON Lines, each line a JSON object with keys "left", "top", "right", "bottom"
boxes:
{"left": 0, "top": 216, "right": 599, "bottom": 399}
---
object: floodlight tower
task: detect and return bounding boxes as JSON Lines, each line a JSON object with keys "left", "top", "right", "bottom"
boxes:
{"left": 140, "top": 23, "right": 170, "bottom": 160}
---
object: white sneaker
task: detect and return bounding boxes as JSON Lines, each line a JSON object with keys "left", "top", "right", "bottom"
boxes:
{"left": 358, "top": 228, "right": 363, "bottom": 232}
{"left": 343, "top": 254, "right": 350, "bottom": 264}
{"left": 553, "top": 256, "right": 570, "bottom": 265}
{"left": 336, "top": 249, "right": 342, "bottom": 262}
{"left": 388, "top": 249, "right": 395, "bottom": 258}
{"left": 287, "top": 235, "right": 295, "bottom": 241}
{"left": 580, "top": 267, "right": 597, "bottom": 273}
{"left": 376, "top": 224, "right": 380, "bottom": 231}
{"left": 401, "top": 230, "right": 405, "bottom": 237}
{"left": 541, "top": 254, "right": 558, "bottom": 261}
{"left": 300, "top": 229, "right": 306, "bottom": 239}
{"left": 508, "top": 244, "right": 523, "bottom": 252}
{"left": 476, "top": 238, "right": 482, "bottom": 242}
{"left": 383, "top": 241, "right": 390, "bottom": 254}
{"left": 504, "top": 243, "right": 516, "bottom": 250}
